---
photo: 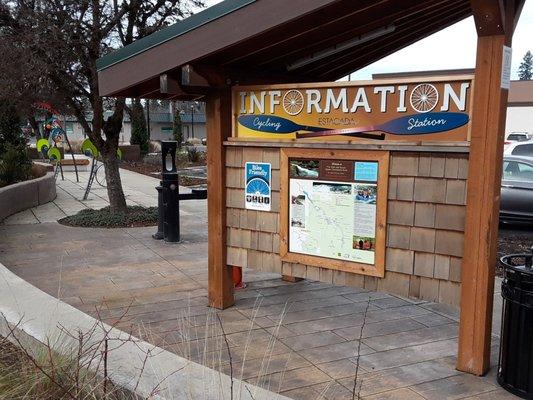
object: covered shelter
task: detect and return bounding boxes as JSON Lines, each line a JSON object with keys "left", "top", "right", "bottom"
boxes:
{"left": 97, "top": 0, "right": 526, "bottom": 376}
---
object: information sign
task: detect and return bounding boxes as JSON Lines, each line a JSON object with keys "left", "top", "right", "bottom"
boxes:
{"left": 245, "top": 162, "right": 271, "bottom": 211}
{"left": 289, "top": 158, "right": 379, "bottom": 265}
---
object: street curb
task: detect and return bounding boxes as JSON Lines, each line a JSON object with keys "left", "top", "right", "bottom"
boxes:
{"left": 0, "top": 262, "right": 290, "bottom": 400}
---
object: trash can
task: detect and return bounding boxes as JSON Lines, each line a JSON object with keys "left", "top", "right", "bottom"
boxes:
{"left": 498, "top": 247, "right": 533, "bottom": 399}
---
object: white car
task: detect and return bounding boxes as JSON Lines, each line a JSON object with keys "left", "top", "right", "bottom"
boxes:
{"left": 504, "top": 140, "right": 533, "bottom": 158}
{"left": 506, "top": 132, "right": 531, "bottom": 143}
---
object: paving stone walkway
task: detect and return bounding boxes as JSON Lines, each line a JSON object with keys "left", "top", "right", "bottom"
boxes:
{"left": 0, "top": 169, "right": 515, "bottom": 399}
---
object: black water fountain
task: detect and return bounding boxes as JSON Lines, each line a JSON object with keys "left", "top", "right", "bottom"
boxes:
{"left": 153, "top": 141, "right": 207, "bottom": 242}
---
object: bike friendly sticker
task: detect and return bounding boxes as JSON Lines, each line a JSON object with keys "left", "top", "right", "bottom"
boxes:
{"left": 245, "top": 162, "right": 271, "bottom": 211}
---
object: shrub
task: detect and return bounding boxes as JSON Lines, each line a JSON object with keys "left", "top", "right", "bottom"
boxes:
{"left": 0, "top": 145, "right": 32, "bottom": 187}
{"left": 130, "top": 100, "right": 149, "bottom": 157}
{"left": 187, "top": 147, "right": 201, "bottom": 163}
{"left": 173, "top": 111, "right": 183, "bottom": 148}
{"left": 58, "top": 205, "right": 158, "bottom": 228}
{"left": 0, "top": 321, "right": 139, "bottom": 400}
{"left": 0, "top": 100, "right": 25, "bottom": 156}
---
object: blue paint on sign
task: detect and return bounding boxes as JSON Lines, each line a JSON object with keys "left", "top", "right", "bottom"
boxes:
{"left": 238, "top": 115, "right": 323, "bottom": 134}
{"left": 354, "top": 162, "right": 379, "bottom": 182}
{"left": 379, "top": 112, "right": 469, "bottom": 135}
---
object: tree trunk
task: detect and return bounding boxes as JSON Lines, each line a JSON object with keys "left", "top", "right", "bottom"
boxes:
{"left": 101, "top": 98, "right": 128, "bottom": 214}
{"left": 27, "top": 116, "right": 41, "bottom": 138}
{"left": 102, "top": 147, "right": 127, "bottom": 213}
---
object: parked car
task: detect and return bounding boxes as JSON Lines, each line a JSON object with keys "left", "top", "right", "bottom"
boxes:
{"left": 506, "top": 132, "right": 531, "bottom": 143}
{"left": 504, "top": 140, "right": 533, "bottom": 158}
{"left": 500, "top": 155, "right": 533, "bottom": 223}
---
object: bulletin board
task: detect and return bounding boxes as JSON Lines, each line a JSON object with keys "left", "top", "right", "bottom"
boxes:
{"left": 279, "top": 148, "right": 389, "bottom": 277}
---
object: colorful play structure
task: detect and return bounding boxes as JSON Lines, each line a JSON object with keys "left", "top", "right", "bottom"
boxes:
{"left": 34, "top": 102, "right": 79, "bottom": 182}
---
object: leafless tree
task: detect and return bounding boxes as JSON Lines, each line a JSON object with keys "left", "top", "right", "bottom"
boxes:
{"left": 1, "top": 0, "right": 204, "bottom": 212}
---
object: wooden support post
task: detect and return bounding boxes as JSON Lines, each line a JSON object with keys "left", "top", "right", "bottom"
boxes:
{"left": 457, "top": 34, "right": 510, "bottom": 375}
{"left": 206, "top": 89, "right": 235, "bottom": 309}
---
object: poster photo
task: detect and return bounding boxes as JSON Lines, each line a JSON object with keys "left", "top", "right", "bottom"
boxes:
{"left": 245, "top": 162, "right": 271, "bottom": 211}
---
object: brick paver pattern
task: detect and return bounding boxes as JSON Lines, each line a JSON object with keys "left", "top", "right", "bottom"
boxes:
{"left": 0, "top": 169, "right": 512, "bottom": 399}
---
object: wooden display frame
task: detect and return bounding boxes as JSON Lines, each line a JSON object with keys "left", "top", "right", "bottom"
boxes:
{"left": 279, "top": 148, "right": 389, "bottom": 277}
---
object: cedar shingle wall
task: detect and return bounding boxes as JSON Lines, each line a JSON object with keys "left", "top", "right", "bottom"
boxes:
{"left": 225, "top": 146, "right": 467, "bottom": 307}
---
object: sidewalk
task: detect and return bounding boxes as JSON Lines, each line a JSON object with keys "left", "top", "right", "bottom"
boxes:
{"left": 2, "top": 168, "right": 193, "bottom": 224}
{"left": 0, "top": 168, "right": 513, "bottom": 399}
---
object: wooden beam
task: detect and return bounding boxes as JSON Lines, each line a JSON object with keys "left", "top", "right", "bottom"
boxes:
{"left": 470, "top": 0, "right": 505, "bottom": 35}
{"left": 191, "top": 63, "right": 305, "bottom": 87}
{"left": 244, "top": 0, "right": 457, "bottom": 69}
{"left": 206, "top": 88, "right": 235, "bottom": 309}
{"left": 457, "top": 33, "right": 510, "bottom": 375}
{"left": 309, "top": 1, "right": 470, "bottom": 78}
{"left": 160, "top": 73, "right": 183, "bottom": 95}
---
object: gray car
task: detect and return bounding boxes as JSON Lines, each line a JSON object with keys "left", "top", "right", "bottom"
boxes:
{"left": 500, "top": 155, "right": 533, "bottom": 223}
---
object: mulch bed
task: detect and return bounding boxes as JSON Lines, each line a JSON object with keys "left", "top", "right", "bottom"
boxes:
{"left": 58, "top": 206, "right": 158, "bottom": 228}
{"left": 120, "top": 161, "right": 160, "bottom": 177}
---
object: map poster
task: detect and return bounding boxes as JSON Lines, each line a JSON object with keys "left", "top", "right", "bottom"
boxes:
{"left": 245, "top": 162, "right": 271, "bottom": 211}
{"left": 289, "top": 159, "right": 379, "bottom": 265}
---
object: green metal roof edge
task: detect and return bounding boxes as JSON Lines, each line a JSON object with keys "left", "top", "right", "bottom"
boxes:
{"left": 96, "top": 0, "right": 257, "bottom": 72}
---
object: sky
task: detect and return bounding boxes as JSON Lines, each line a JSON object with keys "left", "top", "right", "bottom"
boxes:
{"left": 204, "top": 0, "right": 533, "bottom": 80}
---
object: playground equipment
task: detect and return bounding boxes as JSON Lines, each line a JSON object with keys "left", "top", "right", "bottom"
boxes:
{"left": 35, "top": 102, "right": 79, "bottom": 182}
{"left": 36, "top": 137, "right": 64, "bottom": 180}
{"left": 81, "top": 138, "right": 122, "bottom": 200}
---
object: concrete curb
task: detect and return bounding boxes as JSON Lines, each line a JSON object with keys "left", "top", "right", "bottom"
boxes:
{"left": 0, "top": 262, "right": 290, "bottom": 400}
{"left": 0, "top": 171, "right": 56, "bottom": 221}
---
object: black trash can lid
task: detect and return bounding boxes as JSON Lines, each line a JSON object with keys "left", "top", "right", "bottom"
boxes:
{"left": 500, "top": 247, "right": 533, "bottom": 278}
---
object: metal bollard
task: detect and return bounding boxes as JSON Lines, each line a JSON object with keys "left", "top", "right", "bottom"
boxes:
{"left": 152, "top": 185, "right": 164, "bottom": 240}
{"left": 161, "top": 141, "right": 180, "bottom": 243}
{"left": 153, "top": 141, "right": 207, "bottom": 243}
{"left": 163, "top": 181, "right": 180, "bottom": 242}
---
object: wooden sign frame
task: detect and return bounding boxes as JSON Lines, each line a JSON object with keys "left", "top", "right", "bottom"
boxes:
{"left": 279, "top": 148, "right": 389, "bottom": 277}
{"left": 232, "top": 76, "right": 474, "bottom": 143}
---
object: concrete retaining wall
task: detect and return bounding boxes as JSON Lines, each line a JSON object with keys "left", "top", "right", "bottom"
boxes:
{"left": 0, "top": 170, "right": 56, "bottom": 221}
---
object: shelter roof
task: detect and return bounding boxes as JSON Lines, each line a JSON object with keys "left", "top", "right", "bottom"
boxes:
{"left": 98, "top": 0, "right": 475, "bottom": 99}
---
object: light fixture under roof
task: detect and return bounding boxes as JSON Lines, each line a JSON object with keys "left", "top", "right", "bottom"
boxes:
{"left": 286, "top": 25, "right": 396, "bottom": 71}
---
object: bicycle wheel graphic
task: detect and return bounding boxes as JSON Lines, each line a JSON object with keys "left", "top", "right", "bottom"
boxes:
{"left": 246, "top": 178, "right": 269, "bottom": 195}
{"left": 410, "top": 83, "right": 439, "bottom": 113}
{"left": 282, "top": 90, "right": 304, "bottom": 116}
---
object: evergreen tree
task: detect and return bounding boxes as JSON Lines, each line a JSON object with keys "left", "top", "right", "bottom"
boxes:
{"left": 130, "top": 99, "right": 149, "bottom": 157}
{"left": 173, "top": 110, "right": 184, "bottom": 148}
{"left": 0, "top": 100, "right": 24, "bottom": 156}
{"left": 518, "top": 50, "right": 533, "bottom": 80}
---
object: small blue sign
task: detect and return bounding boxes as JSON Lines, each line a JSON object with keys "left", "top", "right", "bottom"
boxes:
{"left": 354, "top": 162, "right": 378, "bottom": 182}
{"left": 245, "top": 162, "right": 271, "bottom": 211}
